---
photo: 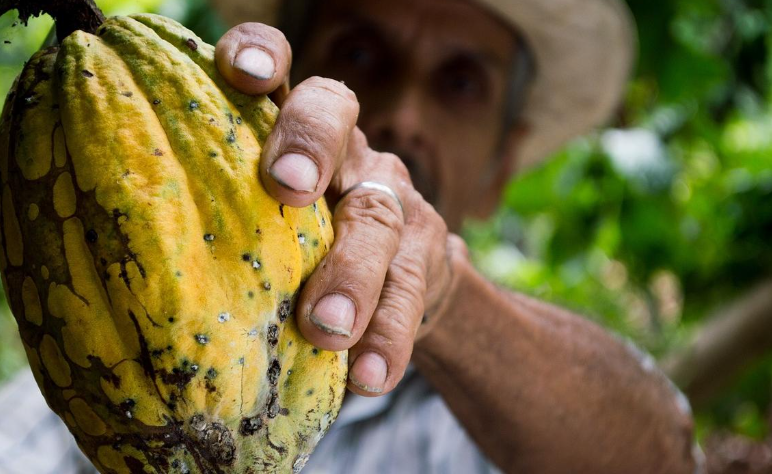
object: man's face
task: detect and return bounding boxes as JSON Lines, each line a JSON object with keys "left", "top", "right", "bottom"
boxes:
{"left": 293, "top": 0, "right": 523, "bottom": 231}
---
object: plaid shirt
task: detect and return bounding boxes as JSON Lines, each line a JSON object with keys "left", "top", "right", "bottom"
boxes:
{"left": 0, "top": 366, "right": 499, "bottom": 474}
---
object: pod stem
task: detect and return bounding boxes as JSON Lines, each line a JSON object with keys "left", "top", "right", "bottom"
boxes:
{"left": 0, "top": 0, "right": 105, "bottom": 40}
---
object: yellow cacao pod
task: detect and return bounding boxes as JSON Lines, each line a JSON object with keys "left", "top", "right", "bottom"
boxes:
{"left": 0, "top": 13, "right": 346, "bottom": 473}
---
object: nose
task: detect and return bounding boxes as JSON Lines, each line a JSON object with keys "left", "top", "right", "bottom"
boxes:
{"left": 358, "top": 85, "right": 439, "bottom": 205}
{"left": 360, "top": 86, "right": 428, "bottom": 153}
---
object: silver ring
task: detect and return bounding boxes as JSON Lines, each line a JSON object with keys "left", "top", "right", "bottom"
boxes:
{"left": 339, "top": 181, "right": 404, "bottom": 215}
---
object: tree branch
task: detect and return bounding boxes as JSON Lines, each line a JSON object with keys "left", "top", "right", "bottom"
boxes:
{"left": 0, "top": 0, "right": 104, "bottom": 39}
{"left": 662, "top": 279, "right": 772, "bottom": 408}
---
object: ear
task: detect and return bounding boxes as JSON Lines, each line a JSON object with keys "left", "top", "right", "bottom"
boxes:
{"left": 470, "top": 121, "right": 531, "bottom": 219}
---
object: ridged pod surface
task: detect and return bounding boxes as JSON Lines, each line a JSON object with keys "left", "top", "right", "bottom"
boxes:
{"left": 0, "top": 13, "right": 347, "bottom": 473}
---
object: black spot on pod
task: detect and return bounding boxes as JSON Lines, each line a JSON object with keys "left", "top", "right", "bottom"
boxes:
{"left": 81, "top": 70, "right": 94, "bottom": 78}
{"left": 278, "top": 299, "right": 291, "bottom": 322}
{"left": 189, "top": 100, "right": 199, "bottom": 111}
{"left": 236, "top": 117, "right": 242, "bottom": 125}
{"left": 206, "top": 368, "right": 218, "bottom": 379}
{"left": 153, "top": 148, "right": 164, "bottom": 156}
{"left": 267, "top": 325, "right": 278, "bottom": 346}
{"left": 306, "top": 389, "right": 314, "bottom": 396}
{"left": 242, "top": 253, "right": 251, "bottom": 262}
{"left": 263, "top": 282, "right": 271, "bottom": 291}
{"left": 267, "top": 393, "right": 280, "bottom": 418}
{"left": 185, "top": 38, "right": 198, "bottom": 51}
{"left": 312, "top": 348, "right": 319, "bottom": 355}
{"left": 85, "top": 229, "right": 98, "bottom": 243}
{"left": 168, "top": 317, "right": 175, "bottom": 323}
{"left": 153, "top": 98, "right": 161, "bottom": 105}
{"left": 225, "top": 129, "right": 236, "bottom": 144}
{"left": 189, "top": 415, "right": 236, "bottom": 465}
{"left": 209, "top": 151, "right": 218, "bottom": 158}
{"left": 278, "top": 204, "right": 285, "bottom": 218}
{"left": 267, "top": 359, "right": 281, "bottom": 386}
{"left": 195, "top": 334, "right": 209, "bottom": 345}
{"left": 280, "top": 408, "right": 289, "bottom": 416}
{"left": 239, "top": 416, "right": 262, "bottom": 436}
{"left": 204, "top": 234, "right": 215, "bottom": 242}
{"left": 119, "top": 399, "right": 136, "bottom": 418}
{"left": 124, "top": 457, "right": 146, "bottom": 472}
{"left": 121, "top": 91, "right": 133, "bottom": 98}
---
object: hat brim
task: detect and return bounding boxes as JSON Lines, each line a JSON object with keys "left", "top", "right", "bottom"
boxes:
{"left": 209, "top": 0, "right": 636, "bottom": 169}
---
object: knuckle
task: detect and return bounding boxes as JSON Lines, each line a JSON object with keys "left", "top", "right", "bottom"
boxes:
{"left": 380, "top": 152, "right": 411, "bottom": 181}
{"left": 389, "top": 259, "right": 428, "bottom": 299}
{"left": 405, "top": 189, "right": 445, "bottom": 231}
{"left": 370, "top": 305, "right": 417, "bottom": 349}
{"left": 304, "top": 76, "right": 359, "bottom": 109}
{"left": 329, "top": 243, "right": 385, "bottom": 279}
{"left": 339, "top": 191, "right": 404, "bottom": 236}
{"left": 234, "top": 22, "right": 286, "bottom": 42}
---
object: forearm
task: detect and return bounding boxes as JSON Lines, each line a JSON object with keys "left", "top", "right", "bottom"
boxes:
{"left": 413, "top": 256, "right": 700, "bottom": 474}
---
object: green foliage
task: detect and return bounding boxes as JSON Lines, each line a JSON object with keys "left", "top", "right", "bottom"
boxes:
{"left": 467, "top": 0, "right": 772, "bottom": 438}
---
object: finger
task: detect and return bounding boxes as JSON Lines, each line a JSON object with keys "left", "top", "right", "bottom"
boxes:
{"left": 347, "top": 201, "right": 448, "bottom": 395}
{"left": 259, "top": 77, "right": 359, "bottom": 207}
{"left": 215, "top": 22, "right": 292, "bottom": 95}
{"left": 347, "top": 252, "right": 427, "bottom": 396}
{"left": 294, "top": 176, "right": 407, "bottom": 351}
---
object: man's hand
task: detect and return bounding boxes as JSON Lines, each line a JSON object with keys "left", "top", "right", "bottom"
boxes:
{"left": 215, "top": 23, "right": 461, "bottom": 397}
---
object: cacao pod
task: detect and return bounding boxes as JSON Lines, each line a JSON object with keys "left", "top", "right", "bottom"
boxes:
{"left": 0, "top": 12, "right": 347, "bottom": 473}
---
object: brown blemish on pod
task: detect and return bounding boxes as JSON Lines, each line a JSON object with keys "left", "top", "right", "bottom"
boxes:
{"left": 267, "top": 324, "right": 279, "bottom": 346}
{"left": 2, "top": 185, "right": 23, "bottom": 266}
{"left": 21, "top": 276, "right": 43, "bottom": 325}
{"left": 267, "top": 359, "right": 281, "bottom": 386}
{"left": 39, "top": 334, "right": 72, "bottom": 387}
{"left": 239, "top": 416, "right": 262, "bottom": 436}
{"left": 69, "top": 398, "right": 107, "bottom": 436}
{"left": 278, "top": 298, "right": 291, "bottom": 322}
{"left": 188, "top": 414, "right": 236, "bottom": 466}
{"left": 53, "top": 171, "right": 77, "bottom": 218}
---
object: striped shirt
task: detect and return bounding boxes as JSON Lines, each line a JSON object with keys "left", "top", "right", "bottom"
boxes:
{"left": 0, "top": 366, "right": 500, "bottom": 474}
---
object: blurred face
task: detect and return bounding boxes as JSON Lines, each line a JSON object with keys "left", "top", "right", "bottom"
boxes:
{"left": 293, "top": 0, "right": 526, "bottom": 231}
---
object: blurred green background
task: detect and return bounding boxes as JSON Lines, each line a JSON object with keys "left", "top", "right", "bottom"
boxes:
{"left": 2, "top": 0, "right": 772, "bottom": 467}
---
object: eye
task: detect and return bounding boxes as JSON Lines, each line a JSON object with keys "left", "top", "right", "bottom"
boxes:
{"left": 435, "top": 57, "right": 490, "bottom": 105}
{"left": 329, "top": 31, "right": 384, "bottom": 76}
{"left": 340, "top": 41, "right": 375, "bottom": 68}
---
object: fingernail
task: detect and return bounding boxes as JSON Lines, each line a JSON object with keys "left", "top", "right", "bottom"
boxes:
{"left": 310, "top": 294, "right": 355, "bottom": 337}
{"left": 234, "top": 47, "right": 275, "bottom": 80}
{"left": 269, "top": 153, "right": 319, "bottom": 193}
{"left": 350, "top": 352, "right": 387, "bottom": 393}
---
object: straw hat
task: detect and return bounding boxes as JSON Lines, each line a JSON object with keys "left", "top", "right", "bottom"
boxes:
{"left": 209, "top": 0, "right": 635, "bottom": 169}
